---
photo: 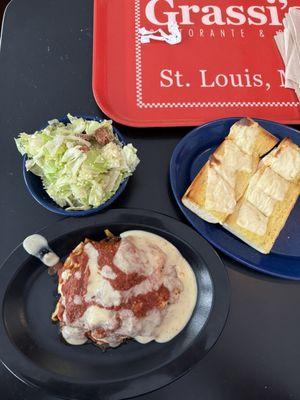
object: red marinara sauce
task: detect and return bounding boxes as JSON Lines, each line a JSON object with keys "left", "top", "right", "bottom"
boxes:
{"left": 57, "top": 237, "right": 170, "bottom": 324}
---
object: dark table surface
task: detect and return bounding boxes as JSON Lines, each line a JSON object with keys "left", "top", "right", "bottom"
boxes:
{"left": 0, "top": 1, "right": 300, "bottom": 399}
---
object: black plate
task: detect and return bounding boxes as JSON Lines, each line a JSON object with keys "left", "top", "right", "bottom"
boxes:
{"left": 0, "top": 208, "right": 230, "bottom": 400}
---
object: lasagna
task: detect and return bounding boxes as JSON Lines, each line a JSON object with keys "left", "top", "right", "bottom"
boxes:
{"left": 52, "top": 230, "right": 197, "bottom": 348}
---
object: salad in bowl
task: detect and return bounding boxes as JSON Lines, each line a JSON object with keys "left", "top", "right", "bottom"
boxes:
{"left": 15, "top": 114, "right": 139, "bottom": 214}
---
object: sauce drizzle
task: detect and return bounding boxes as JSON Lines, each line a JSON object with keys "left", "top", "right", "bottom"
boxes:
{"left": 23, "top": 234, "right": 60, "bottom": 267}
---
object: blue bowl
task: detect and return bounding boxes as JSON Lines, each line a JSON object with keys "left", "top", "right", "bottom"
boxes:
{"left": 22, "top": 115, "right": 129, "bottom": 216}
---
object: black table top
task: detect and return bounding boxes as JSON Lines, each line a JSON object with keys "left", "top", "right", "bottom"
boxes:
{"left": 0, "top": 1, "right": 300, "bottom": 399}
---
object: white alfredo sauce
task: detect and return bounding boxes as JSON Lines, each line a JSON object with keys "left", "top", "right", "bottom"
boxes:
{"left": 59, "top": 231, "right": 198, "bottom": 346}
{"left": 23, "top": 234, "right": 60, "bottom": 267}
{"left": 120, "top": 231, "right": 198, "bottom": 343}
{"left": 84, "top": 242, "right": 122, "bottom": 307}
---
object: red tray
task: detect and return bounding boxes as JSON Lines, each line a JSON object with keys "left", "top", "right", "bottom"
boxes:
{"left": 93, "top": 0, "right": 300, "bottom": 127}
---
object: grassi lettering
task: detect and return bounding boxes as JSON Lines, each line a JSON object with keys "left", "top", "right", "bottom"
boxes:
{"left": 145, "top": 0, "right": 288, "bottom": 27}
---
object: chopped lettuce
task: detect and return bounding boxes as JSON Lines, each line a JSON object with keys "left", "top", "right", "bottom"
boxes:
{"left": 15, "top": 114, "right": 139, "bottom": 210}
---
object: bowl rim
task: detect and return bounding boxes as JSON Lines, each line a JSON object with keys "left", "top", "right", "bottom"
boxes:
{"left": 22, "top": 115, "right": 129, "bottom": 216}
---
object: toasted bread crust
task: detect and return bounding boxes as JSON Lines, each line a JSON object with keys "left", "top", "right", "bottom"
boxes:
{"left": 182, "top": 118, "right": 299, "bottom": 254}
{"left": 261, "top": 137, "right": 300, "bottom": 183}
{"left": 182, "top": 164, "right": 229, "bottom": 223}
{"left": 182, "top": 118, "right": 276, "bottom": 225}
{"left": 228, "top": 117, "right": 278, "bottom": 156}
{"left": 224, "top": 181, "right": 299, "bottom": 254}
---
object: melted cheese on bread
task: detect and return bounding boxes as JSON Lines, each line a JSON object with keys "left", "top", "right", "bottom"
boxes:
{"left": 262, "top": 138, "right": 300, "bottom": 182}
{"left": 228, "top": 118, "right": 278, "bottom": 156}
{"left": 182, "top": 118, "right": 277, "bottom": 224}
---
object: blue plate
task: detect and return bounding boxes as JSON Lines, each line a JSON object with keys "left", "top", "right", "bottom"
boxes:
{"left": 170, "top": 118, "right": 300, "bottom": 280}
{"left": 23, "top": 115, "right": 129, "bottom": 216}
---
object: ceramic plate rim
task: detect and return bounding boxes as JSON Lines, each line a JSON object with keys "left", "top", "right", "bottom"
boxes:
{"left": 0, "top": 208, "right": 230, "bottom": 400}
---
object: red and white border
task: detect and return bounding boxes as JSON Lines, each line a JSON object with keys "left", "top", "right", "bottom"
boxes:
{"left": 134, "top": 0, "right": 300, "bottom": 109}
